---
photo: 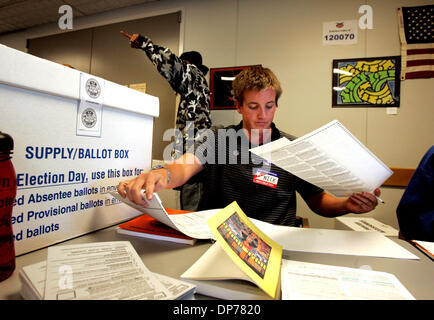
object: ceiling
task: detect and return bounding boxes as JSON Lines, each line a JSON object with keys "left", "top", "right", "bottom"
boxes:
{"left": 0, "top": 0, "right": 160, "bottom": 36}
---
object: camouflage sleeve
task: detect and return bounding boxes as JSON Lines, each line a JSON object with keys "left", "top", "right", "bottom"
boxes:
{"left": 136, "top": 35, "right": 189, "bottom": 95}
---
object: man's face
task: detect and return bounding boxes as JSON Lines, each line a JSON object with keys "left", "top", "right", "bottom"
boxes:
{"left": 236, "top": 88, "right": 277, "bottom": 140}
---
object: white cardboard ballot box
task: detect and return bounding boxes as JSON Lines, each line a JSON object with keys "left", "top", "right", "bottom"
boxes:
{"left": 0, "top": 44, "right": 159, "bottom": 255}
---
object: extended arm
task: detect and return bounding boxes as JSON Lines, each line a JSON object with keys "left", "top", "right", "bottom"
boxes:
{"left": 117, "top": 153, "right": 203, "bottom": 206}
{"left": 120, "top": 30, "right": 188, "bottom": 94}
{"left": 304, "top": 189, "right": 381, "bottom": 217}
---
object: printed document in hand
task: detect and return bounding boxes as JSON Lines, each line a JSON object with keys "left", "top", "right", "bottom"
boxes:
{"left": 281, "top": 260, "right": 415, "bottom": 300}
{"left": 110, "top": 191, "right": 218, "bottom": 239}
{"left": 250, "top": 120, "right": 393, "bottom": 197}
{"left": 43, "top": 241, "right": 175, "bottom": 300}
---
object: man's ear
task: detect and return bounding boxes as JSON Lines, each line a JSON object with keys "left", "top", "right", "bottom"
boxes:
{"left": 235, "top": 100, "right": 242, "bottom": 114}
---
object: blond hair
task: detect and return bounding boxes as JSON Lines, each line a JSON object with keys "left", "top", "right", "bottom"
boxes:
{"left": 232, "top": 66, "right": 282, "bottom": 105}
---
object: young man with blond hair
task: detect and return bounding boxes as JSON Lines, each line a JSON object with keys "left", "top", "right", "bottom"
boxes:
{"left": 118, "top": 66, "right": 380, "bottom": 226}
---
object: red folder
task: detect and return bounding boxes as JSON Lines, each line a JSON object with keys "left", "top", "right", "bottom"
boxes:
{"left": 117, "top": 208, "right": 196, "bottom": 245}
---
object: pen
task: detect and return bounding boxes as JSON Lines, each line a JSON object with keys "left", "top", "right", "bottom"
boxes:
{"left": 376, "top": 196, "right": 385, "bottom": 204}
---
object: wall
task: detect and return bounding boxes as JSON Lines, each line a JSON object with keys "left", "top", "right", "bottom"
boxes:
{"left": 26, "top": 13, "right": 181, "bottom": 162}
{"left": 1, "top": 0, "right": 433, "bottom": 230}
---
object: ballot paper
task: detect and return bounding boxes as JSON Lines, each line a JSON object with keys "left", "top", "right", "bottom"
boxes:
{"left": 281, "top": 259, "right": 415, "bottom": 300}
{"left": 110, "top": 191, "right": 218, "bottom": 239}
{"left": 44, "top": 241, "right": 173, "bottom": 300}
{"left": 250, "top": 120, "right": 393, "bottom": 197}
{"left": 20, "top": 259, "right": 195, "bottom": 300}
{"left": 19, "top": 261, "right": 47, "bottom": 300}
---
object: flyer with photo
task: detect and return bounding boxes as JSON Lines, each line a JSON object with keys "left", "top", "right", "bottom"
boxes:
{"left": 207, "top": 201, "right": 282, "bottom": 299}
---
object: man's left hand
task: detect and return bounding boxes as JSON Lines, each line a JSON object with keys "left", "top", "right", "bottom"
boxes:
{"left": 346, "top": 188, "right": 381, "bottom": 213}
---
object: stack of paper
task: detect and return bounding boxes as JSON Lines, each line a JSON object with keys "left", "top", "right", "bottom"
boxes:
{"left": 111, "top": 191, "right": 219, "bottom": 240}
{"left": 180, "top": 202, "right": 417, "bottom": 300}
{"left": 182, "top": 202, "right": 283, "bottom": 300}
{"left": 117, "top": 208, "right": 199, "bottom": 245}
{"left": 281, "top": 260, "right": 415, "bottom": 300}
{"left": 251, "top": 219, "right": 419, "bottom": 260}
{"left": 180, "top": 242, "right": 275, "bottom": 300}
{"left": 19, "top": 241, "right": 195, "bottom": 300}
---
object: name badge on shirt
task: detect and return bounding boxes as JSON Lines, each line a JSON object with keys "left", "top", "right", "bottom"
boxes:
{"left": 253, "top": 168, "right": 279, "bottom": 189}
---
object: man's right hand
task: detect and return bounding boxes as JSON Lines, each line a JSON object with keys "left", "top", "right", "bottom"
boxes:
{"left": 120, "top": 30, "right": 142, "bottom": 48}
{"left": 117, "top": 169, "right": 170, "bottom": 206}
{"left": 117, "top": 153, "right": 204, "bottom": 206}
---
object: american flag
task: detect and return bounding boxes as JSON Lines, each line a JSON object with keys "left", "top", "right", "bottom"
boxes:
{"left": 397, "top": 5, "right": 433, "bottom": 80}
